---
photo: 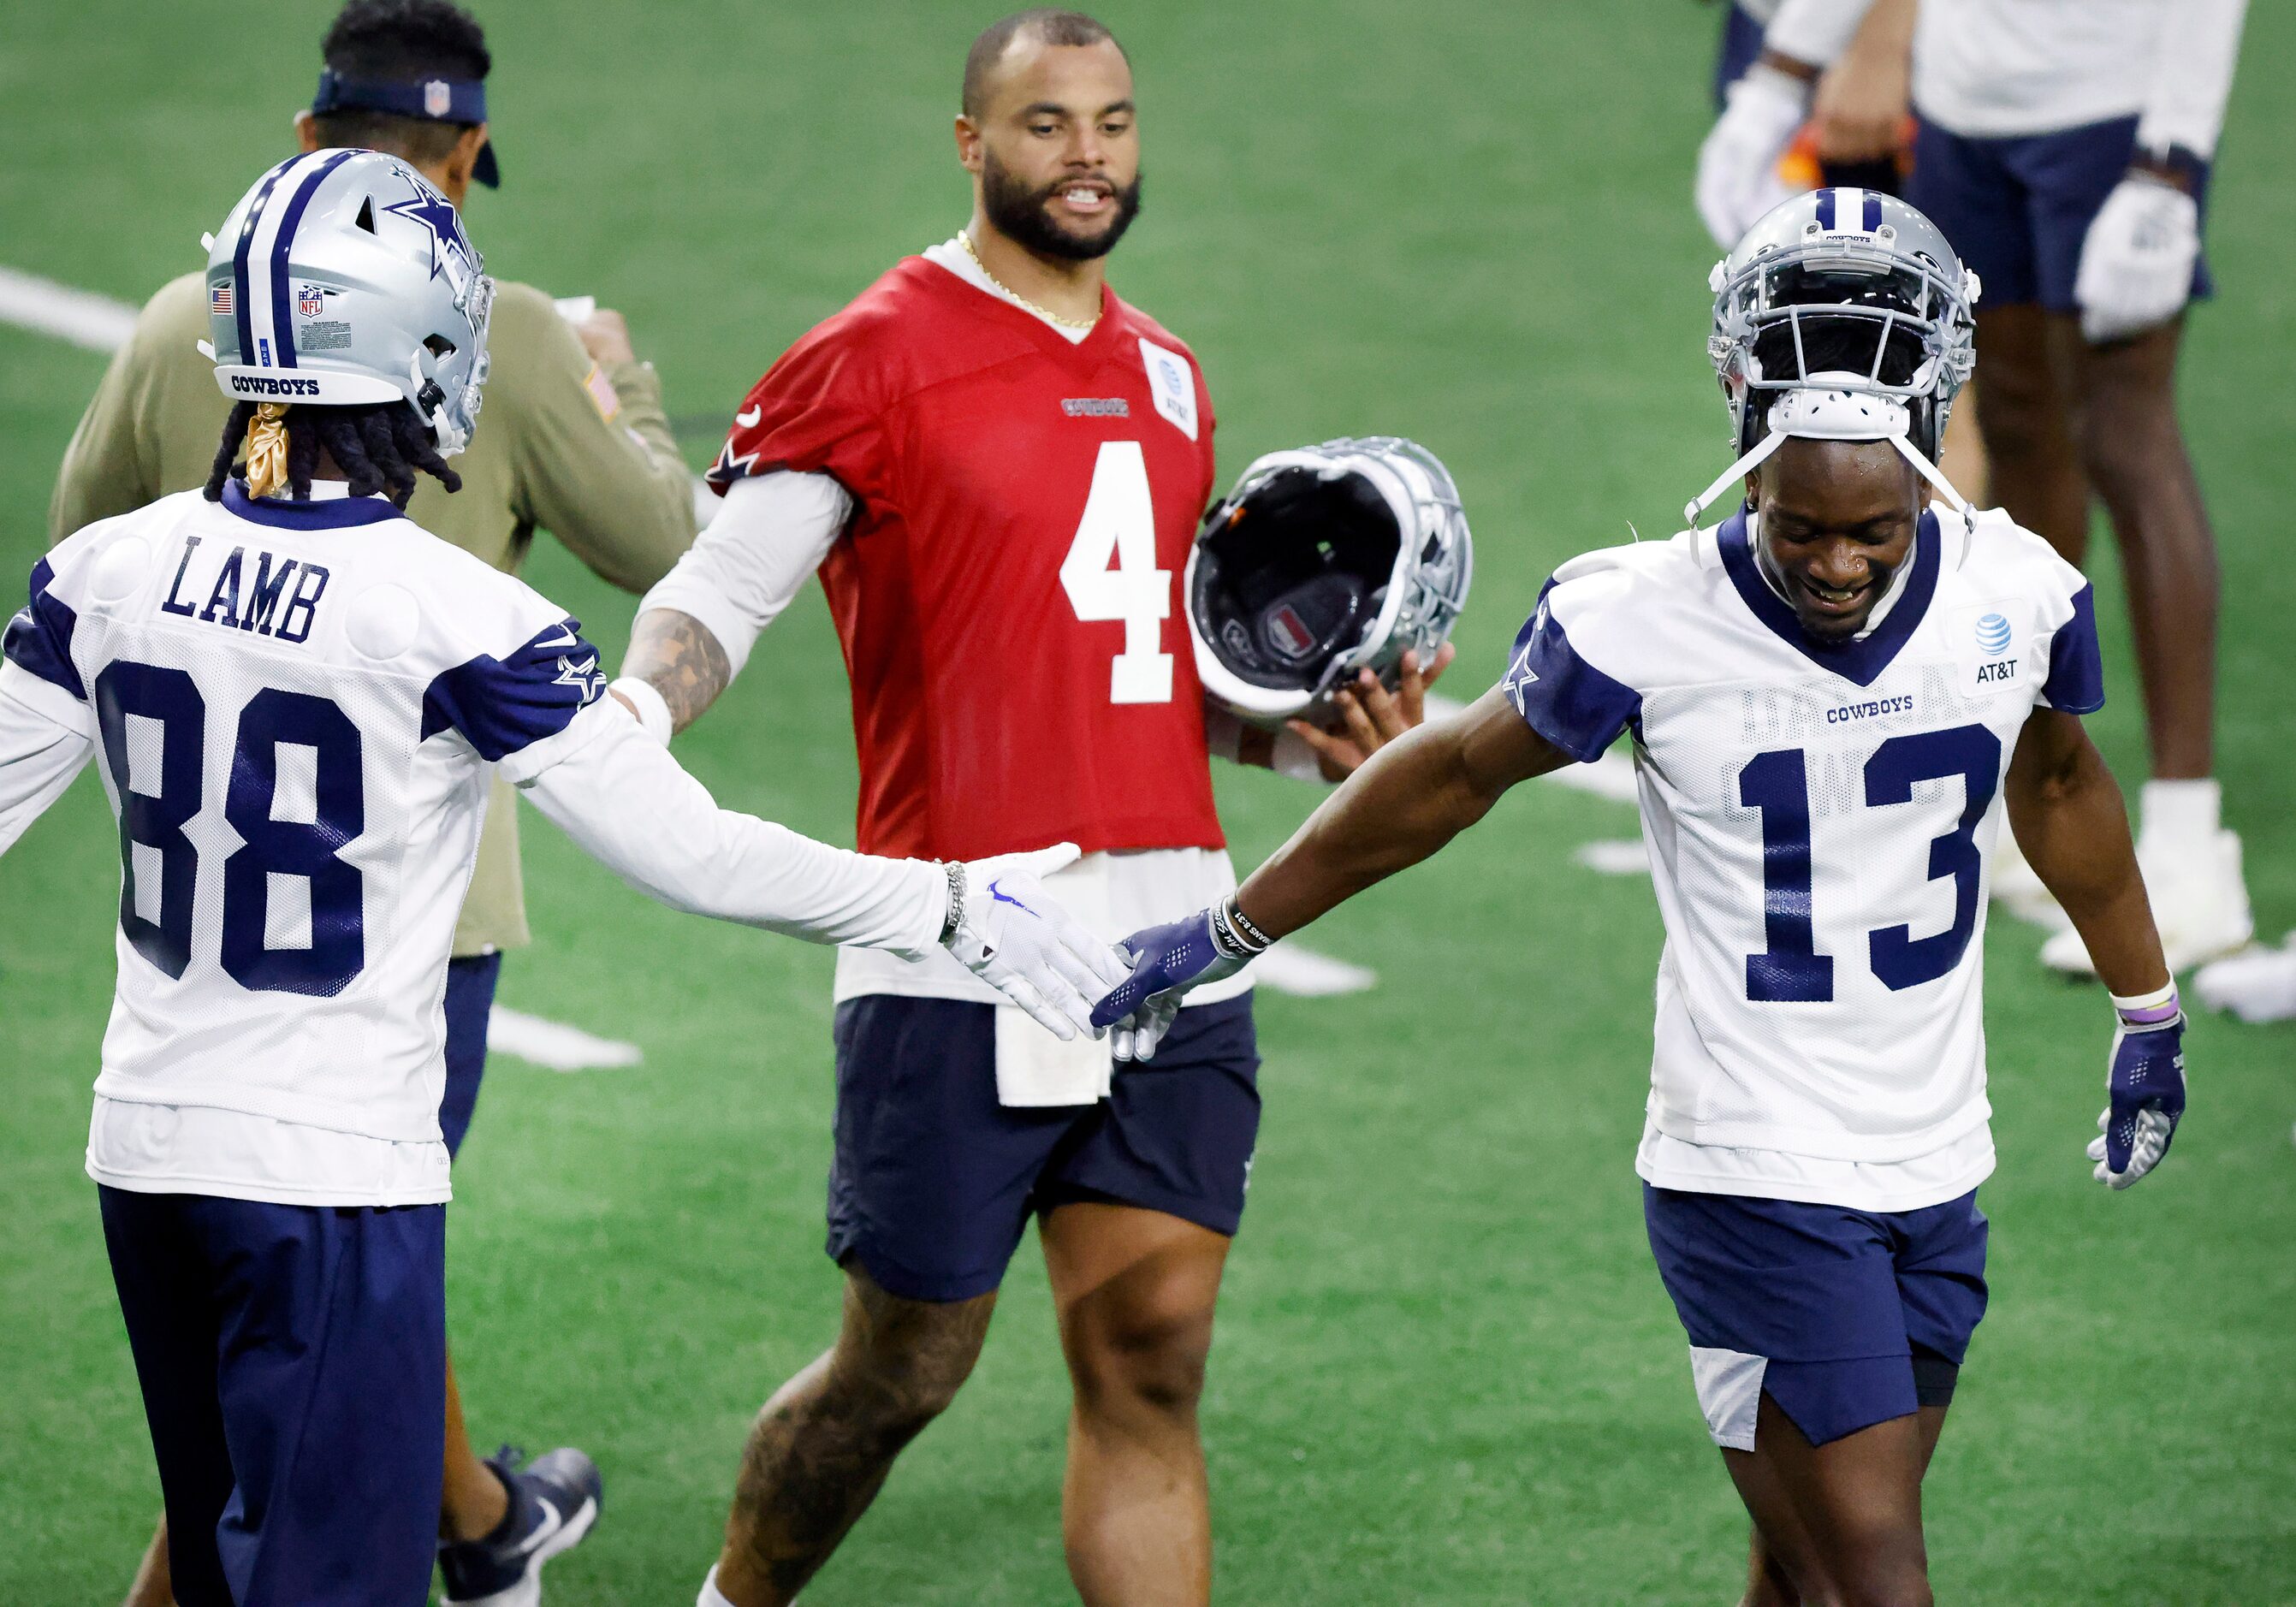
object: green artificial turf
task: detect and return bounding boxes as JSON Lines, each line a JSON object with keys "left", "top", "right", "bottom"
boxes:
{"left": 2, "top": 3, "right": 2290, "bottom": 1600}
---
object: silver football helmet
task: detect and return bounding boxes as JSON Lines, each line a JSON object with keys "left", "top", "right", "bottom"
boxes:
{"left": 1187, "top": 436, "right": 1472, "bottom": 726}
{"left": 205, "top": 149, "right": 493, "bottom": 455}
{"left": 1688, "top": 187, "right": 1980, "bottom": 530}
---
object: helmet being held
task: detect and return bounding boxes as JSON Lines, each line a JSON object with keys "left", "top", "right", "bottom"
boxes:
{"left": 1689, "top": 187, "right": 1980, "bottom": 531}
{"left": 1187, "top": 436, "right": 1472, "bottom": 726}
{"left": 203, "top": 149, "right": 493, "bottom": 456}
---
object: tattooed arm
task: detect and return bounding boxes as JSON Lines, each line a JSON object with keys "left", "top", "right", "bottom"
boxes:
{"left": 616, "top": 608, "right": 736, "bottom": 734}
{"left": 612, "top": 470, "right": 851, "bottom": 736}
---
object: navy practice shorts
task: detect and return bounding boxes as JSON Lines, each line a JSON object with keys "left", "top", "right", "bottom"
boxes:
{"left": 1644, "top": 1184, "right": 1989, "bottom": 1451}
{"left": 1908, "top": 114, "right": 2214, "bottom": 314}
{"left": 98, "top": 1187, "right": 447, "bottom": 1607}
{"left": 1712, "top": 2, "right": 1766, "bottom": 111}
{"left": 436, "top": 952, "right": 501, "bottom": 1159}
{"left": 826, "top": 993, "right": 1261, "bottom": 1303}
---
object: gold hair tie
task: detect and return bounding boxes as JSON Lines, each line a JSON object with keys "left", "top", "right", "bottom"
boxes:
{"left": 243, "top": 401, "right": 292, "bottom": 499}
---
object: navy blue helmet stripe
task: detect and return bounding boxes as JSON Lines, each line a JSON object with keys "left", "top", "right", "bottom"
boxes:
{"left": 1814, "top": 188, "right": 1836, "bottom": 230}
{"left": 265, "top": 149, "right": 359, "bottom": 371}
{"left": 231, "top": 156, "right": 298, "bottom": 368}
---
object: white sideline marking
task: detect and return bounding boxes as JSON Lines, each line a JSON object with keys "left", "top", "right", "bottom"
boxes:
{"left": 0, "top": 266, "right": 136, "bottom": 352}
{"left": 1573, "top": 838, "right": 1650, "bottom": 877}
{"left": 1254, "top": 942, "right": 1378, "bottom": 997}
{"left": 488, "top": 1006, "right": 645, "bottom": 1072}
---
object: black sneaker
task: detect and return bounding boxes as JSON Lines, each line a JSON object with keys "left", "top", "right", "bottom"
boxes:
{"left": 437, "top": 1445, "right": 602, "bottom": 1606}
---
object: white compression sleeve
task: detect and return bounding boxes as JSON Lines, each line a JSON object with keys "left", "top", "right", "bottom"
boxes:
{"left": 636, "top": 471, "right": 851, "bottom": 679}
{"left": 2138, "top": 0, "right": 2248, "bottom": 158}
{"left": 0, "top": 663, "right": 94, "bottom": 856}
{"left": 1763, "top": 0, "right": 1876, "bottom": 68}
{"left": 517, "top": 702, "right": 946, "bottom": 957}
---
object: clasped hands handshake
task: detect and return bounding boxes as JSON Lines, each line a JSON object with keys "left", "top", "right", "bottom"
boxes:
{"left": 944, "top": 849, "right": 1250, "bottom": 1062}
{"left": 940, "top": 844, "right": 1223, "bottom": 1062}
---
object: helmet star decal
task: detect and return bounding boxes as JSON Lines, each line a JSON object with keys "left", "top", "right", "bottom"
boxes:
{"left": 383, "top": 187, "right": 475, "bottom": 280}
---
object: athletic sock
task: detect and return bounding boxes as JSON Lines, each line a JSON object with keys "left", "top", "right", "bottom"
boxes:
{"left": 2140, "top": 778, "right": 2222, "bottom": 858}
{"left": 698, "top": 1566, "right": 740, "bottom": 1607}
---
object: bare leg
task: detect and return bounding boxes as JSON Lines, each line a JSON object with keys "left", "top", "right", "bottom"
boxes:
{"left": 1937, "top": 388, "right": 1988, "bottom": 508}
{"left": 1972, "top": 305, "right": 2091, "bottom": 564}
{"left": 1723, "top": 1395, "right": 1945, "bottom": 1607}
{"left": 2055, "top": 315, "right": 2219, "bottom": 780}
{"left": 440, "top": 1350, "right": 511, "bottom": 1542}
{"left": 1739, "top": 1400, "right": 1947, "bottom": 1606}
{"left": 122, "top": 1514, "right": 169, "bottom": 1607}
{"left": 1042, "top": 1201, "right": 1229, "bottom": 1607}
{"left": 714, "top": 1265, "right": 995, "bottom": 1607}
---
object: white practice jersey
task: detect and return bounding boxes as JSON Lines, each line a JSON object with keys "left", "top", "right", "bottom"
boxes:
{"left": 3, "top": 483, "right": 615, "bottom": 1180}
{"left": 2, "top": 482, "right": 950, "bottom": 1207}
{"left": 1504, "top": 507, "right": 2103, "bottom": 1210}
{"left": 1914, "top": 0, "right": 2248, "bottom": 157}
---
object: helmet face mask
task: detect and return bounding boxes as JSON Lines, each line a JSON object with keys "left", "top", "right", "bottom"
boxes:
{"left": 205, "top": 149, "right": 494, "bottom": 457}
{"left": 1686, "top": 190, "right": 1982, "bottom": 533}
{"left": 1710, "top": 190, "right": 1977, "bottom": 461}
{"left": 1188, "top": 436, "right": 1472, "bottom": 726}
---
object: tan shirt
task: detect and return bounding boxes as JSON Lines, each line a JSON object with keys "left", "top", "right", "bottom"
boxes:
{"left": 50, "top": 272, "right": 696, "bottom": 955}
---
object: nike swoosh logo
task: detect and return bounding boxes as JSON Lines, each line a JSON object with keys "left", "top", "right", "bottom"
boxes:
{"left": 987, "top": 877, "right": 1036, "bottom": 916}
{"left": 735, "top": 406, "right": 762, "bottom": 428}
{"left": 532, "top": 626, "right": 579, "bottom": 652}
{"left": 514, "top": 1497, "right": 566, "bottom": 1558}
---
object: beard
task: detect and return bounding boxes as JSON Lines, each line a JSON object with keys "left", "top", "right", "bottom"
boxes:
{"left": 981, "top": 150, "right": 1143, "bottom": 262}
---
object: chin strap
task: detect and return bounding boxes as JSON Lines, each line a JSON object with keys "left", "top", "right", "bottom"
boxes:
{"left": 1687, "top": 383, "right": 1976, "bottom": 541}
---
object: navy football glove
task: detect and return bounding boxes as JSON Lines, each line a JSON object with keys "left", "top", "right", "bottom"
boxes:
{"left": 2088, "top": 996, "right": 2186, "bottom": 1189}
{"left": 1090, "top": 907, "right": 1248, "bottom": 1061}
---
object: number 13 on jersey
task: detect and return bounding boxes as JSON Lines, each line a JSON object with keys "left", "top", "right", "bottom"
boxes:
{"left": 1060, "top": 441, "right": 1173, "bottom": 705}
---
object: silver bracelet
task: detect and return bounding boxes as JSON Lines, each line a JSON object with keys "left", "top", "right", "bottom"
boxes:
{"left": 940, "top": 860, "right": 966, "bottom": 944}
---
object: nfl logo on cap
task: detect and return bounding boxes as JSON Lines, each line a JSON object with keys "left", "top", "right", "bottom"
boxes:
{"left": 424, "top": 79, "right": 452, "bottom": 117}
{"left": 298, "top": 284, "right": 325, "bottom": 318}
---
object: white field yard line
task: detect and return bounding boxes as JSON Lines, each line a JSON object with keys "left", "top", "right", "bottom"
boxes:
{"left": 3, "top": 264, "right": 1385, "bottom": 1005}
{"left": 488, "top": 1006, "right": 645, "bottom": 1071}
{"left": 0, "top": 266, "right": 139, "bottom": 352}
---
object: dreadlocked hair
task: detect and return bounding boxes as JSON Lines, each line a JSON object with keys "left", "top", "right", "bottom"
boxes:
{"left": 205, "top": 399, "right": 463, "bottom": 508}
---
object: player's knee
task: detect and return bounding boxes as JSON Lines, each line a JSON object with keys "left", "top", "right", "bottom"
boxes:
{"left": 2071, "top": 379, "right": 2182, "bottom": 489}
{"left": 1064, "top": 1290, "right": 1215, "bottom": 1419}
{"left": 1825, "top": 1533, "right": 1931, "bottom": 1607}
{"left": 829, "top": 1306, "right": 990, "bottom": 1434}
{"left": 1971, "top": 375, "right": 2064, "bottom": 467}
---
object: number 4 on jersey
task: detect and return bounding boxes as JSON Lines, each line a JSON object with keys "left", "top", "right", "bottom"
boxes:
{"left": 1060, "top": 440, "right": 1173, "bottom": 705}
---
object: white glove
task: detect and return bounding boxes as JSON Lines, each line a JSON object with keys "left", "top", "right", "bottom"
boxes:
{"left": 1697, "top": 63, "right": 1809, "bottom": 251}
{"left": 945, "top": 843, "right": 1131, "bottom": 1042}
{"left": 2074, "top": 177, "right": 2200, "bottom": 344}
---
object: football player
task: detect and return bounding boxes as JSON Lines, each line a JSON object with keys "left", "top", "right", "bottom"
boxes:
{"left": 2, "top": 152, "right": 1115, "bottom": 1607}
{"left": 1704, "top": 0, "right": 2258, "bottom": 976}
{"left": 1096, "top": 193, "right": 2189, "bottom": 1606}
{"left": 612, "top": 12, "right": 1451, "bottom": 1606}
{"left": 49, "top": 4, "right": 701, "bottom": 1599}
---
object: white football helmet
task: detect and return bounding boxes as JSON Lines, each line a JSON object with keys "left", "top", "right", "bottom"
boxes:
{"left": 1187, "top": 436, "right": 1472, "bottom": 727}
{"left": 205, "top": 149, "right": 493, "bottom": 455}
{"left": 1689, "top": 187, "right": 1982, "bottom": 529}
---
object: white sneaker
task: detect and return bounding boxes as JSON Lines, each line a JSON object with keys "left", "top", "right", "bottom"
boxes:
{"left": 2194, "top": 934, "right": 2296, "bottom": 1023}
{"left": 1990, "top": 832, "right": 2070, "bottom": 931}
{"left": 2038, "top": 827, "right": 2254, "bottom": 976}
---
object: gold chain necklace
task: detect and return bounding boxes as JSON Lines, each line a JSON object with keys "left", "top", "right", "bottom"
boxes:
{"left": 957, "top": 229, "right": 1100, "bottom": 331}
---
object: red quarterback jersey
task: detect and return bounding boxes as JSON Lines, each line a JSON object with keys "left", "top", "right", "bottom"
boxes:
{"left": 708, "top": 256, "right": 1227, "bottom": 862}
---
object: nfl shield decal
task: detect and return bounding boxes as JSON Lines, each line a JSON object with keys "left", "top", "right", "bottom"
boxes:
{"left": 297, "top": 284, "right": 326, "bottom": 318}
